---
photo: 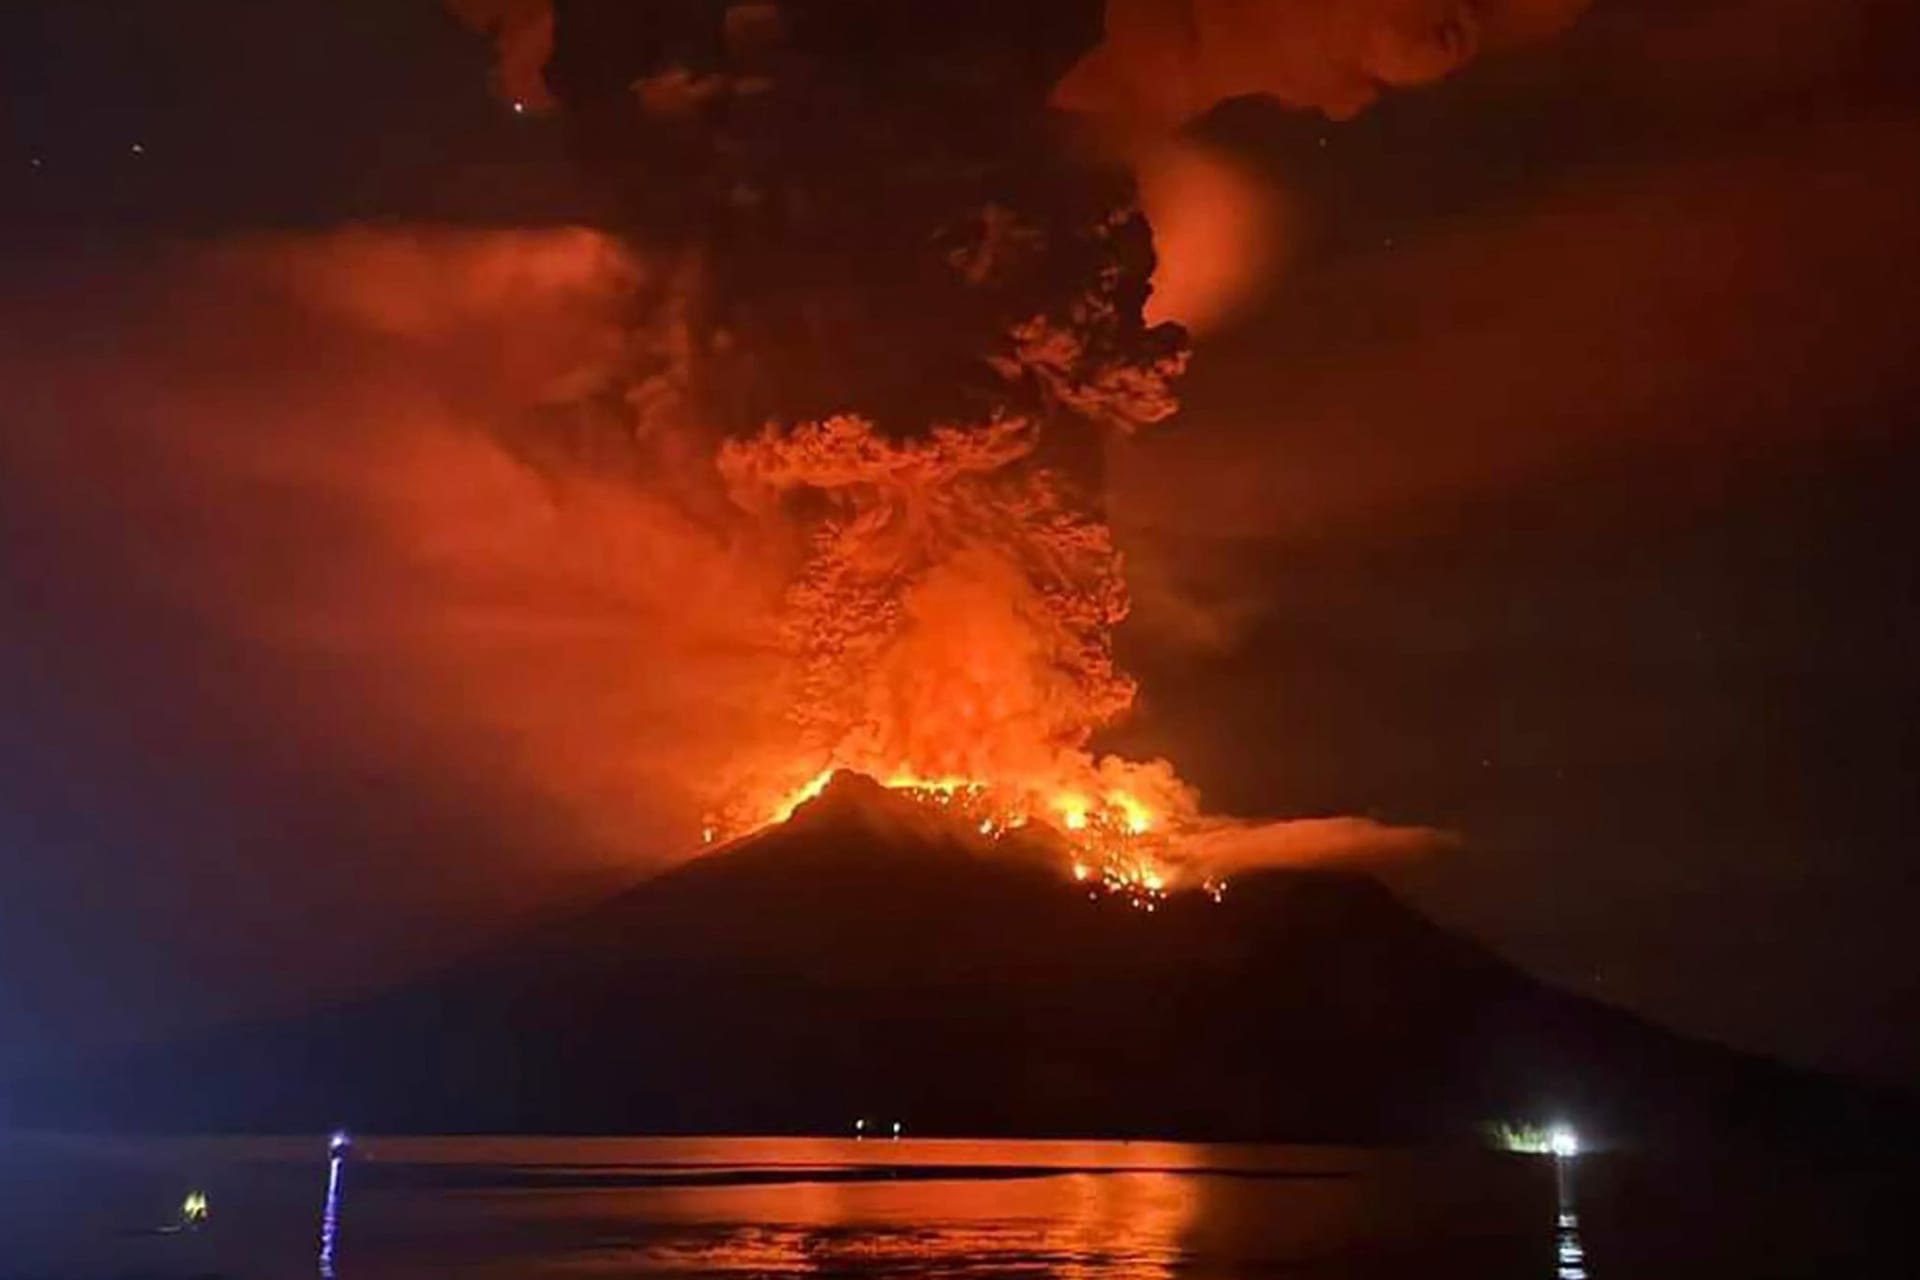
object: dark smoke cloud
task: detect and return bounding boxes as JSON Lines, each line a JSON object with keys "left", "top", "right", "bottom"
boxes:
{"left": 1088, "top": 0, "right": 1920, "bottom": 1079}
{"left": 538, "top": 0, "right": 1176, "bottom": 441}
{"left": 1050, "top": 0, "right": 1592, "bottom": 332}
{"left": 1111, "top": 6, "right": 1920, "bottom": 552}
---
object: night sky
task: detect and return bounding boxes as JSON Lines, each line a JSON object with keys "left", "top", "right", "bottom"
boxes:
{"left": 3, "top": 0, "right": 1917, "bottom": 1087}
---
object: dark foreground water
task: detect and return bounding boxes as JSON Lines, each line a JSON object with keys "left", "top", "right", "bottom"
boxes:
{"left": 0, "top": 1134, "right": 1904, "bottom": 1278}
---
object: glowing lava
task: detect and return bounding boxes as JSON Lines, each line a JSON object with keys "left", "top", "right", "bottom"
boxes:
{"left": 694, "top": 404, "right": 1212, "bottom": 907}
{"left": 719, "top": 765, "right": 1193, "bottom": 910}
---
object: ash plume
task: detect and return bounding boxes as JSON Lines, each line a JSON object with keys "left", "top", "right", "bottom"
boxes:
{"left": 455, "top": 1, "right": 1199, "bottom": 843}
{"left": 440, "top": 0, "right": 1592, "bottom": 870}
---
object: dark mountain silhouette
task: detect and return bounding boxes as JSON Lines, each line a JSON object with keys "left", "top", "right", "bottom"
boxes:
{"left": 15, "top": 774, "right": 1904, "bottom": 1145}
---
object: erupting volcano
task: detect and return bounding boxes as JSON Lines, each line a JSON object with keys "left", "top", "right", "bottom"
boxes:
{"left": 454, "top": 0, "right": 1209, "bottom": 893}
{"left": 707, "top": 406, "right": 1205, "bottom": 902}
{"left": 430, "top": 1, "right": 1601, "bottom": 891}
{"left": 19, "top": 0, "right": 1920, "bottom": 1169}
{"left": 708, "top": 400, "right": 1201, "bottom": 903}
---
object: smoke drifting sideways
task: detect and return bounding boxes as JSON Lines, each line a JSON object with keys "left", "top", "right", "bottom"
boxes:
{"left": 2, "top": 230, "right": 778, "bottom": 874}
{"left": 0, "top": 228, "right": 797, "bottom": 1043}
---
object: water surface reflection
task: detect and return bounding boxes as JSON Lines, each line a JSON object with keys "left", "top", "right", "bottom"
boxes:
{"left": 361, "top": 1139, "right": 1541, "bottom": 1278}
{"left": 1552, "top": 1155, "right": 1588, "bottom": 1280}
{"left": 572, "top": 1164, "right": 1202, "bottom": 1277}
{"left": 0, "top": 1135, "right": 1549, "bottom": 1279}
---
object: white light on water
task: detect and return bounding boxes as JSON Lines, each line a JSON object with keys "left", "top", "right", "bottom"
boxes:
{"left": 320, "top": 1143, "right": 346, "bottom": 1279}
{"left": 1485, "top": 1120, "right": 1584, "bottom": 1157}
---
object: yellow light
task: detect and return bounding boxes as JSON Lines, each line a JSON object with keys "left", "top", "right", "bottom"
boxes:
{"left": 1107, "top": 790, "right": 1154, "bottom": 834}
{"left": 769, "top": 768, "right": 837, "bottom": 824}
{"left": 1072, "top": 862, "right": 1090, "bottom": 882}
{"left": 1052, "top": 792, "right": 1091, "bottom": 832}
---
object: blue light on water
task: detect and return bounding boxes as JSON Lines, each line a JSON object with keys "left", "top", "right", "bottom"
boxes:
{"left": 318, "top": 1140, "right": 347, "bottom": 1279}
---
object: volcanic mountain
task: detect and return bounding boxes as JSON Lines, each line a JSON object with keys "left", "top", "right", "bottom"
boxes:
{"left": 16, "top": 774, "right": 1894, "bottom": 1144}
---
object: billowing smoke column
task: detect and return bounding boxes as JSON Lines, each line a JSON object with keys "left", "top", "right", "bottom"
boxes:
{"left": 454, "top": 1, "right": 1196, "bottom": 869}
{"left": 450, "top": 0, "right": 1581, "bottom": 884}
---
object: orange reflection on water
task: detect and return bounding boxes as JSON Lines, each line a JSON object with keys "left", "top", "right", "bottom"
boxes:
{"left": 564, "top": 1140, "right": 1207, "bottom": 1277}
{"left": 360, "top": 1137, "right": 1539, "bottom": 1277}
{"left": 492, "top": 1139, "right": 1221, "bottom": 1276}
{"left": 605, "top": 1168, "right": 1199, "bottom": 1277}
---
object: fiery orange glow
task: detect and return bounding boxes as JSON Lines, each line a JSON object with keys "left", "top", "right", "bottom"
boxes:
{"left": 407, "top": 1, "right": 1481, "bottom": 907}
{"left": 1135, "top": 140, "right": 1292, "bottom": 333}
{"left": 736, "top": 766, "right": 1187, "bottom": 908}
{"left": 766, "top": 769, "right": 840, "bottom": 827}
{"left": 3, "top": 140, "right": 1470, "bottom": 958}
{"left": 685, "top": 396, "right": 1352, "bottom": 905}
{"left": 691, "top": 407, "right": 1210, "bottom": 901}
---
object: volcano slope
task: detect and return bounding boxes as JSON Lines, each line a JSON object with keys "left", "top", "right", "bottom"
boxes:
{"left": 15, "top": 774, "right": 1901, "bottom": 1145}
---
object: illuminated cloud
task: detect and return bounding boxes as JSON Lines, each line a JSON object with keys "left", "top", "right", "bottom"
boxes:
{"left": 2, "top": 230, "right": 777, "bottom": 867}
{"left": 1055, "top": 0, "right": 1590, "bottom": 125}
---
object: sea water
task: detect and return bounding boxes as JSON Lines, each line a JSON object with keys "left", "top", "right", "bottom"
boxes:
{"left": 0, "top": 1133, "right": 1900, "bottom": 1277}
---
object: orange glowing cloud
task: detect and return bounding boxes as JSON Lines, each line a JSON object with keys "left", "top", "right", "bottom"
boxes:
{"left": 1056, "top": 1, "right": 1591, "bottom": 333}
{"left": 2, "top": 229, "right": 779, "bottom": 870}
{"left": 1135, "top": 140, "right": 1293, "bottom": 333}
{"left": 1111, "top": 117, "right": 1920, "bottom": 548}
{"left": 1055, "top": 0, "right": 1591, "bottom": 126}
